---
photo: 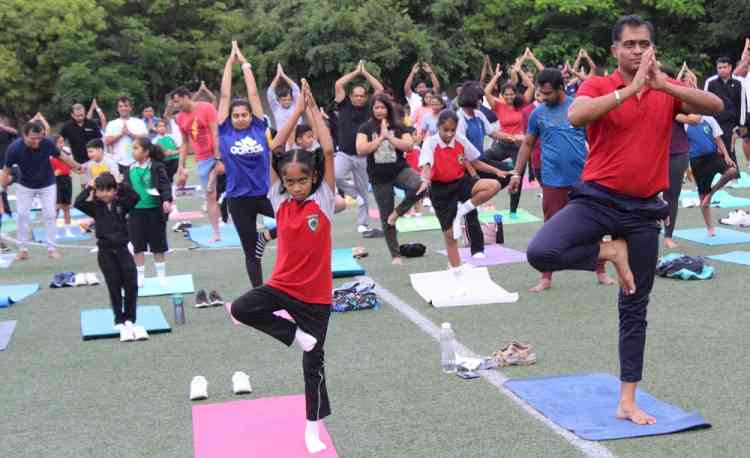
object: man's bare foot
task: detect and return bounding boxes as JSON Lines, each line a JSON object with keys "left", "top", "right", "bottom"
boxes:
{"left": 707, "top": 226, "right": 716, "bottom": 236}
{"left": 209, "top": 235, "right": 222, "bottom": 243}
{"left": 599, "top": 239, "right": 635, "bottom": 295}
{"left": 664, "top": 237, "right": 678, "bottom": 249}
{"left": 391, "top": 256, "right": 403, "bottom": 265}
{"left": 48, "top": 250, "right": 61, "bottom": 259}
{"left": 387, "top": 211, "right": 399, "bottom": 226}
{"left": 15, "top": 250, "right": 29, "bottom": 261}
{"left": 616, "top": 403, "right": 656, "bottom": 425}
{"left": 596, "top": 272, "right": 616, "bottom": 285}
{"left": 529, "top": 278, "right": 551, "bottom": 292}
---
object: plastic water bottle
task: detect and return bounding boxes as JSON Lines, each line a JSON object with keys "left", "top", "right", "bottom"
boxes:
{"left": 494, "top": 214, "right": 504, "bottom": 244}
{"left": 440, "top": 322, "right": 456, "bottom": 373}
{"left": 172, "top": 294, "right": 185, "bottom": 325}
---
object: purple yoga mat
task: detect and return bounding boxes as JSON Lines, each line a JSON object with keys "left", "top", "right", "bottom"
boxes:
{"left": 437, "top": 244, "right": 527, "bottom": 267}
{"left": 0, "top": 320, "right": 17, "bottom": 350}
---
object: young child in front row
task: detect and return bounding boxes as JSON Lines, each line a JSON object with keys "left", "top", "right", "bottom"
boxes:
{"left": 82, "top": 138, "right": 120, "bottom": 185}
{"left": 419, "top": 110, "right": 507, "bottom": 272}
{"left": 75, "top": 172, "right": 147, "bottom": 342}
{"left": 51, "top": 135, "right": 74, "bottom": 228}
{"left": 229, "top": 80, "right": 335, "bottom": 454}
{"left": 124, "top": 137, "right": 173, "bottom": 287}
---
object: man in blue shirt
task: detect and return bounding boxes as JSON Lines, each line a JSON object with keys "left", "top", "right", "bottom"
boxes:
{"left": 509, "top": 68, "right": 614, "bottom": 292}
{"left": 1, "top": 121, "right": 82, "bottom": 260}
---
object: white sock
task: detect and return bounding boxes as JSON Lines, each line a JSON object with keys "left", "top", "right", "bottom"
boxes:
{"left": 457, "top": 200, "right": 476, "bottom": 218}
{"left": 294, "top": 328, "right": 317, "bottom": 352}
{"left": 155, "top": 262, "right": 166, "bottom": 278}
{"left": 136, "top": 265, "right": 145, "bottom": 282}
{"left": 304, "top": 420, "right": 327, "bottom": 454}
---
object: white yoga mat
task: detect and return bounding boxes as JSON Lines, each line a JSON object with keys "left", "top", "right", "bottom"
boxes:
{"left": 410, "top": 267, "right": 519, "bottom": 308}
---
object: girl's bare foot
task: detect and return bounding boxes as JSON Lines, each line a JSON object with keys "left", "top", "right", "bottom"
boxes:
{"left": 664, "top": 237, "right": 678, "bottom": 249}
{"left": 209, "top": 235, "right": 222, "bottom": 243}
{"left": 391, "top": 256, "right": 403, "bottom": 265}
{"left": 616, "top": 402, "right": 656, "bottom": 425}
{"left": 599, "top": 239, "right": 635, "bottom": 295}
{"left": 707, "top": 226, "right": 716, "bottom": 236}
{"left": 596, "top": 272, "right": 615, "bottom": 285}
{"left": 387, "top": 211, "right": 399, "bottom": 226}
{"left": 529, "top": 278, "right": 551, "bottom": 292}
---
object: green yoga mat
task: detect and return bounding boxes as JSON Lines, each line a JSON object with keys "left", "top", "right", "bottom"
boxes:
{"left": 395, "top": 208, "right": 541, "bottom": 233}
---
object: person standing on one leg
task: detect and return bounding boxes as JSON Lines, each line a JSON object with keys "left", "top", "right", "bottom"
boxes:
{"left": 509, "top": 68, "right": 614, "bottom": 292}
{"left": 704, "top": 57, "right": 745, "bottom": 168}
{"left": 333, "top": 61, "right": 384, "bottom": 235}
{"left": 526, "top": 15, "right": 723, "bottom": 424}
{"left": 229, "top": 80, "right": 336, "bottom": 455}
{"left": 1, "top": 121, "right": 82, "bottom": 260}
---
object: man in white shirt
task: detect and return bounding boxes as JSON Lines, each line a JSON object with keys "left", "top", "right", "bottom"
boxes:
{"left": 104, "top": 96, "right": 148, "bottom": 174}
{"left": 403, "top": 62, "right": 441, "bottom": 117}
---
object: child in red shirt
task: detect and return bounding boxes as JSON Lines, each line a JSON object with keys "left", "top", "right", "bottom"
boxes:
{"left": 51, "top": 135, "right": 74, "bottom": 227}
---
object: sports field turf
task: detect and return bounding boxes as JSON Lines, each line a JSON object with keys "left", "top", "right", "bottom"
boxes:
{"left": 1, "top": 165, "right": 749, "bottom": 457}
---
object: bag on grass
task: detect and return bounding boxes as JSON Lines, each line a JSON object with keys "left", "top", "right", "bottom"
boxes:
{"left": 656, "top": 253, "right": 714, "bottom": 280}
{"left": 332, "top": 281, "right": 380, "bottom": 312}
{"left": 399, "top": 243, "right": 426, "bottom": 258}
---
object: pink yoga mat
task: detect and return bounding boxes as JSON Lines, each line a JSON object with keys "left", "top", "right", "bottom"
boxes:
{"left": 170, "top": 211, "right": 205, "bottom": 221}
{"left": 437, "top": 244, "right": 527, "bottom": 267}
{"left": 368, "top": 208, "right": 380, "bottom": 219}
{"left": 192, "top": 395, "right": 339, "bottom": 458}
{"left": 523, "top": 175, "right": 540, "bottom": 189}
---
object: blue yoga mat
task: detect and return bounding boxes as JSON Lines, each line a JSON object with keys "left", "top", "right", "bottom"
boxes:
{"left": 263, "top": 217, "right": 277, "bottom": 231}
{"left": 505, "top": 373, "right": 710, "bottom": 441}
{"left": 33, "top": 226, "right": 92, "bottom": 242}
{"left": 707, "top": 251, "right": 750, "bottom": 266}
{"left": 187, "top": 224, "right": 241, "bottom": 248}
{"left": 0, "top": 283, "right": 40, "bottom": 308}
{"left": 673, "top": 227, "right": 750, "bottom": 246}
{"left": 137, "top": 274, "right": 195, "bottom": 297}
{"left": 680, "top": 190, "right": 750, "bottom": 208}
{"left": 332, "top": 248, "right": 365, "bottom": 278}
{"left": 0, "top": 320, "right": 17, "bottom": 350}
{"left": 80, "top": 305, "right": 171, "bottom": 340}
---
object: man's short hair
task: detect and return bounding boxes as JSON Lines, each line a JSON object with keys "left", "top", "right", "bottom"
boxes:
{"left": 116, "top": 95, "right": 131, "bottom": 105}
{"left": 351, "top": 85, "right": 367, "bottom": 95}
{"left": 70, "top": 103, "right": 85, "bottom": 113}
{"left": 171, "top": 86, "right": 191, "bottom": 98}
{"left": 86, "top": 138, "right": 104, "bottom": 150}
{"left": 537, "top": 68, "right": 565, "bottom": 91}
{"left": 295, "top": 124, "right": 313, "bottom": 140}
{"left": 275, "top": 85, "right": 291, "bottom": 99}
{"left": 716, "top": 57, "right": 733, "bottom": 66}
{"left": 612, "top": 15, "right": 655, "bottom": 43}
{"left": 22, "top": 121, "right": 44, "bottom": 135}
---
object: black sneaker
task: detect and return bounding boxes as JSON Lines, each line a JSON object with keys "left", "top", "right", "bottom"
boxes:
{"left": 209, "top": 290, "right": 224, "bottom": 307}
{"left": 173, "top": 222, "right": 192, "bottom": 233}
{"left": 195, "top": 289, "right": 209, "bottom": 308}
{"left": 362, "top": 228, "right": 384, "bottom": 238}
{"left": 0, "top": 242, "right": 9, "bottom": 253}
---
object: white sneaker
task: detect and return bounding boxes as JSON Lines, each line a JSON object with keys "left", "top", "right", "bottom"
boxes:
{"left": 357, "top": 225, "right": 369, "bottom": 233}
{"left": 118, "top": 324, "right": 134, "bottom": 342}
{"left": 86, "top": 272, "right": 100, "bottom": 285}
{"left": 137, "top": 275, "right": 144, "bottom": 288}
{"left": 90, "top": 247, "right": 99, "bottom": 253}
{"left": 132, "top": 325, "right": 149, "bottom": 341}
{"left": 355, "top": 195, "right": 365, "bottom": 206}
{"left": 451, "top": 203, "right": 463, "bottom": 240}
{"left": 74, "top": 273, "right": 88, "bottom": 287}
{"left": 472, "top": 252, "right": 486, "bottom": 259}
{"left": 423, "top": 197, "right": 432, "bottom": 207}
{"left": 720, "top": 210, "right": 747, "bottom": 226}
{"left": 232, "top": 371, "right": 253, "bottom": 395}
{"left": 190, "top": 376, "right": 208, "bottom": 401}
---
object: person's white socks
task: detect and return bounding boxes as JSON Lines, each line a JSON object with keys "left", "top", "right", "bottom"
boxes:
{"left": 456, "top": 200, "right": 476, "bottom": 218}
{"left": 155, "top": 262, "right": 166, "bottom": 278}
{"left": 304, "top": 420, "right": 327, "bottom": 454}
{"left": 294, "top": 328, "right": 317, "bottom": 352}
{"left": 136, "top": 265, "right": 145, "bottom": 287}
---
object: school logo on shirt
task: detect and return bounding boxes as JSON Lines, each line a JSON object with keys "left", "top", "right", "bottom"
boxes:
{"left": 230, "top": 137, "right": 265, "bottom": 156}
{"left": 307, "top": 214, "right": 319, "bottom": 232}
{"left": 457, "top": 154, "right": 465, "bottom": 164}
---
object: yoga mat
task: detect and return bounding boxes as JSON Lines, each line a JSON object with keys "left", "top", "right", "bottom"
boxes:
{"left": 169, "top": 211, "right": 205, "bottom": 221}
{"left": 504, "top": 373, "right": 711, "bottom": 441}
{"left": 137, "top": 274, "right": 195, "bottom": 297}
{"left": 673, "top": 227, "right": 750, "bottom": 246}
{"left": 187, "top": 224, "right": 241, "bottom": 248}
{"left": 262, "top": 216, "right": 276, "bottom": 230}
{"left": 410, "top": 267, "right": 518, "bottom": 308}
{"left": 437, "top": 244, "right": 527, "bottom": 267}
{"left": 192, "top": 395, "right": 339, "bottom": 458}
{"left": 33, "top": 226, "right": 92, "bottom": 242}
{"left": 332, "top": 248, "right": 365, "bottom": 278}
{"left": 478, "top": 208, "right": 541, "bottom": 225}
{"left": 680, "top": 190, "right": 750, "bottom": 208}
{"left": 0, "top": 283, "right": 40, "bottom": 308}
{"left": 0, "top": 253, "right": 15, "bottom": 269}
{"left": 368, "top": 208, "right": 380, "bottom": 219}
{"left": 80, "top": 305, "right": 171, "bottom": 340}
{"left": 707, "top": 251, "right": 750, "bottom": 266}
{"left": 522, "top": 175, "right": 540, "bottom": 189}
{"left": 56, "top": 218, "right": 89, "bottom": 228}
{"left": 1, "top": 215, "right": 16, "bottom": 233}
{"left": 0, "top": 320, "right": 17, "bottom": 350}
{"left": 70, "top": 208, "right": 87, "bottom": 219}
{"left": 395, "top": 214, "right": 441, "bottom": 232}
{"left": 713, "top": 171, "right": 750, "bottom": 188}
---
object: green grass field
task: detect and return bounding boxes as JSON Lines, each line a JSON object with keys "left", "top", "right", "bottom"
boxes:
{"left": 2, "top": 164, "right": 749, "bottom": 458}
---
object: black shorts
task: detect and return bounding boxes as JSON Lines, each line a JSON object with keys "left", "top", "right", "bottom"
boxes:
{"left": 56, "top": 175, "right": 73, "bottom": 205}
{"left": 164, "top": 159, "right": 179, "bottom": 184}
{"left": 430, "top": 175, "right": 478, "bottom": 231}
{"left": 690, "top": 154, "right": 727, "bottom": 196}
{"left": 128, "top": 207, "right": 168, "bottom": 253}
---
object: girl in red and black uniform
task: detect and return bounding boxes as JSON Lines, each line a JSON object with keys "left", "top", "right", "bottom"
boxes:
{"left": 229, "top": 80, "right": 335, "bottom": 455}
{"left": 419, "top": 110, "right": 508, "bottom": 269}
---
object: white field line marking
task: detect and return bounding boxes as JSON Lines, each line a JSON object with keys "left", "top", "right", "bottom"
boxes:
{"left": 358, "top": 276, "right": 617, "bottom": 458}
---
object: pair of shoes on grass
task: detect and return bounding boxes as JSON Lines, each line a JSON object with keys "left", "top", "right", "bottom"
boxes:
{"left": 115, "top": 321, "right": 149, "bottom": 342}
{"left": 195, "top": 289, "right": 224, "bottom": 308}
{"left": 490, "top": 341, "right": 537, "bottom": 367}
{"left": 74, "top": 272, "right": 100, "bottom": 286}
{"left": 190, "top": 372, "right": 252, "bottom": 401}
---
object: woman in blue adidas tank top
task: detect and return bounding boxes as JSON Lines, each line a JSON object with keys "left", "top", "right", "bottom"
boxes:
{"left": 217, "top": 41, "right": 277, "bottom": 287}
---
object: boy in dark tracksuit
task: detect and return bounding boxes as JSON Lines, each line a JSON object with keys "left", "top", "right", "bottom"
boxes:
{"left": 75, "top": 172, "right": 141, "bottom": 339}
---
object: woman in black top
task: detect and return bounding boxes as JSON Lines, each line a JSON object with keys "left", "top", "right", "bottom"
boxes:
{"left": 356, "top": 94, "right": 425, "bottom": 264}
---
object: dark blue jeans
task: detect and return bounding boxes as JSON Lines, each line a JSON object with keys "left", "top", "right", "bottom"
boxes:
{"left": 527, "top": 182, "right": 668, "bottom": 383}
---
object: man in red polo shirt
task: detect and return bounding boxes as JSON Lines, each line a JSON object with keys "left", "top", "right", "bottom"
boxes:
{"left": 526, "top": 15, "right": 723, "bottom": 425}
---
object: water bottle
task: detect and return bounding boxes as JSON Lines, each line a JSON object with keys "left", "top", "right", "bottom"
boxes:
{"left": 440, "top": 322, "right": 457, "bottom": 373}
{"left": 172, "top": 294, "right": 185, "bottom": 325}
{"left": 494, "top": 214, "right": 504, "bottom": 244}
